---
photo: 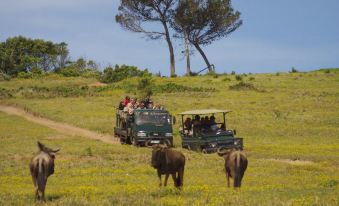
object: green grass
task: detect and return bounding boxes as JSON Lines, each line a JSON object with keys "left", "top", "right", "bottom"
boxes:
{"left": 0, "top": 69, "right": 338, "bottom": 205}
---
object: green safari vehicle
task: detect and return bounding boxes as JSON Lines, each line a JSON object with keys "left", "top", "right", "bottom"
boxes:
{"left": 114, "top": 109, "right": 175, "bottom": 146}
{"left": 178, "top": 109, "right": 243, "bottom": 153}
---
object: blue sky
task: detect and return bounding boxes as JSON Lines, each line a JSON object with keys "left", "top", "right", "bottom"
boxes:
{"left": 1, "top": 0, "right": 338, "bottom": 75}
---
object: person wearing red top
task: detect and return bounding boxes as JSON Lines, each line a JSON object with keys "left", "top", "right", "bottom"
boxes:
{"left": 123, "top": 96, "right": 130, "bottom": 107}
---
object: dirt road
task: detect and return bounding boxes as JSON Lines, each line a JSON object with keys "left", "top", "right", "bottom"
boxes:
{"left": 0, "top": 105, "right": 119, "bottom": 144}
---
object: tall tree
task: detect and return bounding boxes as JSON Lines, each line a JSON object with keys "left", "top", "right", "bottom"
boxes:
{"left": 172, "top": 0, "right": 242, "bottom": 72}
{"left": 116, "top": 0, "right": 177, "bottom": 77}
{"left": 0, "top": 36, "right": 70, "bottom": 76}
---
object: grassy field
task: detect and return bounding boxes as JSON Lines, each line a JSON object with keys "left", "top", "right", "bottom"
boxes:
{"left": 0, "top": 69, "right": 338, "bottom": 205}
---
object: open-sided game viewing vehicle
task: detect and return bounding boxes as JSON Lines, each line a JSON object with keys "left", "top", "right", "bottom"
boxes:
{"left": 178, "top": 109, "right": 243, "bottom": 153}
{"left": 114, "top": 109, "right": 175, "bottom": 147}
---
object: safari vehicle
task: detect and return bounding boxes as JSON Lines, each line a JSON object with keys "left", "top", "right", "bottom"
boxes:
{"left": 178, "top": 109, "right": 243, "bottom": 153}
{"left": 114, "top": 109, "right": 175, "bottom": 146}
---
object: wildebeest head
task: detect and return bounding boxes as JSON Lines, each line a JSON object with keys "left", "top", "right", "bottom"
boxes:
{"left": 151, "top": 144, "right": 167, "bottom": 168}
{"left": 217, "top": 147, "right": 233, "bottom": 157}
{"left": 37, "top": 141, "right": 60, "bottom": 159}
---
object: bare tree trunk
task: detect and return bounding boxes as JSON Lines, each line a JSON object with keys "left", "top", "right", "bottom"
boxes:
{"left": 162, "top": 21, "right": 176, "bottom": 77}
{"left": 184, "top": 33, "right": 191, "bottom": 75}
{"left": 193, "top": 43, "right": 212, "bottom": 72}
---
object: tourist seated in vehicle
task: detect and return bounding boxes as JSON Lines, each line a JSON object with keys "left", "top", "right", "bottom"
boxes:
{"left": 192, "top": 115, "right": 201, "bottom": 136}
{"left": 153, "top": 104, "right": 164, "bottom": 110}
{"left": 123, "top": 96, "right": 130, "bottom": 107}
{"left": 147, "top": 101, "right": 154, "bottom": 109}
{"left": 201, "top": 116, "right": 210, "bottom": 130}
{"left": 184, "top": 117, "right": 192, "bottom": 135}
{"left": 137, "top": 101, "right": 146, "bottom": 109}
{"left": 209, "top": 116, "right": 219, "bottom": 131}
{"left": 124, "top": 98, "right": 137, "bottom": 115}
{"left": 118, "top": 100, "right": 125, "bottom": 110}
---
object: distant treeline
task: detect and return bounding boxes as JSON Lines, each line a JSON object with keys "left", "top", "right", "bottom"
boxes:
{"left": 0, "top": 36, "right": 151, "bottom": 82}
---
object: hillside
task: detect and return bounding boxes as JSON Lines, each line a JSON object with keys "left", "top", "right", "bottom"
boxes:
{"left": 0, "top": 70, "right": 338, "bottom": 205}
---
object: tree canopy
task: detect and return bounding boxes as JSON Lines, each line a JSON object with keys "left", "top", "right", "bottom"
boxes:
{"left": 172, "top": 0, "right": 242, "bottom": 72}
{"left": 0, "top": 36, "right": 69, "bottom": 76}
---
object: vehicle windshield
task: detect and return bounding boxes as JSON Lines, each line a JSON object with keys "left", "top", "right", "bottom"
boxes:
{"left": 135, "top": 111, "right": 170, "bottom": 125}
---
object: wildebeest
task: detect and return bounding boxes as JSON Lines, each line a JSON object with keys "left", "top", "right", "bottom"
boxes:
{"left": 147, "top": 142, "right": 185, "bottom": 189}
{"left": 217, "top": 147, "right": 248, "bottom": 188}
{"left": 29, "top": 141, "right": 60, "bottom": 201}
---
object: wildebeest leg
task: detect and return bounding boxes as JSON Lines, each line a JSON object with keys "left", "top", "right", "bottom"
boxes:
{"left": 31, "top": 175, "right": 38, "bottom": 200}
{"left": 178, "top": 167, "right": 184, "bottom": 188}
{"left": 226, "top": 172, "right": 230, "bottom": 187}
{"left": 164, "top": 174, "right": 170, "bottom": 186}
{"left": 157, "top": 170, "right": 162, "bottom": 186}
{"left": 35, "top": 189, "right": 39, "bottom": 201}
{"left": 42, "top": 189, "right": 46, "bottom": 202}
{"left": 171, "top": 173, "right": 177, "bottom": 187}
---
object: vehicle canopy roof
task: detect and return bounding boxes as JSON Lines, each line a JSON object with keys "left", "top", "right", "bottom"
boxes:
{"left": 134, "top": 109, "right": 169, "bottom": 113}
{"left": 178, "top": 109, "right": 231, "bottom": 115}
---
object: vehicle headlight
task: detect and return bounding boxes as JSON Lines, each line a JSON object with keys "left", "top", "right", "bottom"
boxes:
{"left": 209, "top": 142, "right": 218, "bottom": 147}
{"left": 165, "top": 133, "right": 173, "bottom": 137}
{"left": 137, "top": 132, "right": 147, "bottom": 137}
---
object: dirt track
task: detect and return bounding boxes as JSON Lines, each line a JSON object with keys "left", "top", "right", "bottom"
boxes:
{"left": 0, "top": 105, "right": 119, "bottom": 144}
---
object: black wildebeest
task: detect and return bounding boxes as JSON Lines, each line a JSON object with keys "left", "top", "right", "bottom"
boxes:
{"left": 147, "top": 142, "right": 185, "bottom": 189}
{"left": 217, "top": 147, "right": 248, "bottom": 188}
{"left": 29, "top": 141, "right": 60, "bottom": 201}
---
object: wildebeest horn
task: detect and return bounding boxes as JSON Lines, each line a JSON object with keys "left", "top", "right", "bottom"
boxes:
{"left": 217, "top": 147, "right": 230, "bottom": 156}
{"left": 145, "top": 140, "right": 153, "bottom": 148}
{"left": 53, "top": 148, "right": 60, "bottom": 153}
{"left": 164, "top": 139, "right": 171, "bottom": 147}
{"left": 37, "top": 141, "right": 45, "bottom": 151}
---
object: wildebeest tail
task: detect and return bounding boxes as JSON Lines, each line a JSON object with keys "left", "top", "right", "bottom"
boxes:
{"left": 37, "top": 159, "right": 46, "bottom": 193}
{"left": 176, "top": 165, "right": 184, "bottom": 188}
{"left": 234, "top": 152, "right": 242, "bottom": 187}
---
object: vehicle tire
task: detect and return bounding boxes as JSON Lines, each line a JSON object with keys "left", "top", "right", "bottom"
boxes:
{"left": 120, "top": 137, "right": 126, "bottom": 145}
{"left": 201, "top": 148, "right": 208, "bottom": 154}
{"left": 126, "top": 136, "right": 132, "bottom": 145}
{"left": 131, "top": 137, "right": 138, "bottom": 146}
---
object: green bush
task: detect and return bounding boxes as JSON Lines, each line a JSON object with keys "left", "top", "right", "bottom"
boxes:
{"left": 137, "top": 77, "right": 153, "bottom": 99}
{"left": 0, "top": 73, "right": 11, "bottom": 81}
{"left": 229, "top": 81, "right": 259, "bottom": 91}
{"left": 81, "top": 69, "right": 101, "bottom": 78}
{"left": 290, "top": 67, "right": 299, "bottom": 73}
{"left": 100, "top": 65, "right": 151, "bottom": 83}
{"left": 235, "top": 75, "right": 243, "bottom": 81}
{"left": 58, "top": 66, "right": 81, "bottom": 77}
{"left": 17, "top": 72, "right": 33, "bottom": 79}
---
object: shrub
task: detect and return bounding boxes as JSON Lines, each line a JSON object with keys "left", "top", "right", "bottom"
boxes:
{"left": 229, "top": 81, "right": 259, "bottom": 91}
{"left": 249, "top": 77, "right": 255, "bottom": 81}
{"left": 58, "top": 66, "right": 81, "bottom": 77}
{"left": 100, "top": 64, "right": 151, "bottom": 83}
{"left": 17, "top": 71, "right": 33, "bottom": 79}
{"left": 231, "top": 71, "right": 236, "bottom": 75}
{"left": 235, "top": 75, "right": 243, "bottom": 81}
{"left": 290, "top": 67, "right": 298, "bottom": 73}
{"left": 81, "top": 69, "right": 101, "bottom": 78}
{"left": 0, "top": 72, "right": 11, "bottom": 81}
{"left": 137, "top": 77, "right": 153, "bottom": 99}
